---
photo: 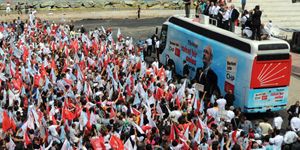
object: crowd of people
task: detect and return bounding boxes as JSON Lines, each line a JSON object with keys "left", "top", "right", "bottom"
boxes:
{"left": 0, "top": 6, "right": 300, "bottom": 150}
{"left": 192, "top": 0, "right": 272, "bottom": 41}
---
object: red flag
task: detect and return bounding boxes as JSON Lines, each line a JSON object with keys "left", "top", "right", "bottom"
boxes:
{"left": 2, "top": 111, "right": 16, "bottom": 132}
{"left": 117, "top": 28, "right": 122, "bottom": 42}
{"left": 126, "top": 85, "right": 132, "bottom": 97}
{"left": 110, "top": 107, "right": 116, "bottom": 119}
{"left": 92, "top": 40, "right": 99, "bottom": 55}
{"left": 12, "top": 78, "right": 22, "bottom": 91}
{"left": 176, "top": 97, "right": 181, "bottom": 110}
{"left": 2, "top": 111, "right": 11, "bottom": 132}
{"left": 155, "top": 87, "right": 164, "bottom": 100}
{"left": 62, "top": 60, "right": 68, "bottom": 73}
{"left": 109, "top": 135, "right": 124, "bottom": 150}
{"left": 232, "top": 130, "right": 238, "bottom": 143}
{"left": 86, "top": 108, "right": 92, "bottom": 130}
{"left": 169, "top": 124, "right": 175, "bottom": 141}
{"left": 72, "top": 39, "right": 79, "bottom": 53}
{"left": 24, "top": 130, "right": 31, "bottom": 146}
{"left": 22, "top": 46, "right": 29, "bottom": 62}
{"left": 136, "top": 61, "right": 141, "bottom": 70}
{"left": 90, "top": 136, "right": 106, "bottom": 150}
{"left": 83, "top": 43, "right": 88, "bottom": 56}
{"left": 130, "top": 75, "right": 134, "bottom": 88}
{"left": 34, "top": 74, "right": 41, "bottom": 87}
{"left": 142, "top": 125, "right": 152, "bottom": 132}
{"left": 174, "top": 125, "right": 186, "bottom": 141}
{"left": 10, "top": 117, "right": 16, "bottom": 132}
{"left": 9, "top": 64, "right": 15, "bottom": 77}
{"left": 181, "top": 140, "right": 190, "bottom": 150}
{"left": 158, "top": 67, "right": 166, "bottom": 80}
{"left": 63, "top": 78, "right": 73, "bottom": 85}
{"left": 51, "top": 41, "right": 56, "bottom": 51}
{"left": 75, "top": 104, "right": 82, "bottom": 118}
{"left": 79, "top": 61, "right": 86, "bottom": 73}
{"left": 132, "top": 108, "right": 140, "bottom": 116}
{"left": 52, "top": 116, "right": 57, "bottom": 125}
{"left": 65, "top": 46, "right": 69, "bottom": 57}
{"left": 62, "top": 107, "right": 75, "bottom": 121}
{"left": 51, "top": 58, "right": 57, "bottom": 70}
{"left": 24, "top": 97, "right": 28, "bottom": 109}
{"left": 40, "top": 64, "right": 47, "bottom": 78}
{"left": 0, "top": 26, "right": 4, "bottom": 32}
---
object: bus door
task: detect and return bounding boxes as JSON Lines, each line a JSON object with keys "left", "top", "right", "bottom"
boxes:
{"left": 159, "top": 24, "right": 168, "bottom": 57}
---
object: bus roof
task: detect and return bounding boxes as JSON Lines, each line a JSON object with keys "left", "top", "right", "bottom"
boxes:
{"left": 165, "top": 15, "right": 290, "bottom": 55}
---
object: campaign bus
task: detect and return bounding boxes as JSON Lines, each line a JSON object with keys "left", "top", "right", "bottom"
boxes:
{"left": 158, "top": 15, "right": 291, "bottom": 113}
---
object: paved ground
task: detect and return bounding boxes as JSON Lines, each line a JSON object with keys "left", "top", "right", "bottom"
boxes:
{"left": 74, "top": 17, "right": 167, "bottom": 41}
{"left": 289, "top": 52, "right": 300, "bottom": 107}
{"left": 292, "top": 52, "right": 300, "bottom": 76}
{"left": 0, "top": 9, "right": 184, "bottom": 22}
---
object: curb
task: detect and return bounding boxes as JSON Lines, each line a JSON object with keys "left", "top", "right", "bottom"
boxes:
{"left": 292, "top": 72, "right": 300, "bottom": 77}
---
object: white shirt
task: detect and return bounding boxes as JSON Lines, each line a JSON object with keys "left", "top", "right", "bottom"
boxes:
{"left": 226, "top": 110, "right": 235, "bottom": 122}
{"left": 273, "top": 116, "right": 283, "bottom": 130}
{"left": 241, "top": 14, "right": 250, "bottom": 25}
{"left": 48, "top": 125, "right": 59, "bottom": 137}
{"left": 146, "top": 38, "right": 152, "bottom": 46}
{"left": 243, "top": 28, "right": 252, "bottom": 38}
{"left": 291, "top": 117, "right": 300, "bottom": 131}
{"left": 209, "top": 6, "right": 215, "bottom": 15}
{"left": 284, "top": 131, "right": 298, "bottom": 144}
{"left": 155, "top": 40, "right": 160, "bottom": 48}
{"left": 206, "top": 107, "right": 219, "bottom": 119}
{"left": 213, "top": 6, "right": 220, "bottom": 16}
{"left": 269, "top": 135, "right": 284, "bottom": 148}
{"left": 222, "top": 10, "right": 230, "bottom": 21}
{"left": 169, "top": 110, "right": 182, "bottom": 123}
{"left": 216, "top": 98, "right": 226, "bottom": 110}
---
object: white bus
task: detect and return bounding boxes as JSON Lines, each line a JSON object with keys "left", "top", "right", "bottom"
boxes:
{"left": 158, "top": 15, "right": 291, "bottom": 113}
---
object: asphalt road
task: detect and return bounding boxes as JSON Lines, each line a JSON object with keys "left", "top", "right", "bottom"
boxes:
{"left": 74, "top": 18, "right": 300, "bottom": 130}
{"left": 74, "top": 17, "right": 167, "bottom": 41}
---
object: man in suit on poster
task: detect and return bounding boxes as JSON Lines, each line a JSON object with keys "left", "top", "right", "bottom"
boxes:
{"left": 194, "top": 46, "right": 220, "bottom": 98}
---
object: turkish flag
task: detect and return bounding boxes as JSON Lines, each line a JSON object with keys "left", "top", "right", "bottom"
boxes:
{"left": 62, "top": 107, "right": 75, "bottom": 121}
{"left": 110, "top": 107, "right": 116, "bottom": 119}
{"left": 40, "top": 64, "right": 47, "bottom": 78}
{"left": 24, "top": 130, "right": 31, "bottom": 146}
{"left": 109, "top": 135, "right": 124, "bottom": 150}
{"left": 51, "top": 59, "right": 57, "bottom": 70}
{"left": 22, "top": 46, "right": 29, "bottom": 62}
{"left": 90, "top": 136, "right": 106, "bottom": 150}
{"left": 169, "top": 124, "right": 175, "bottom": 141}
{"left": 2, "top": 111, "right": 11, "bottom": 132}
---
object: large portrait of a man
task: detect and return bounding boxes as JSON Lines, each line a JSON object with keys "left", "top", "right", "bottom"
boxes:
{"left": 194, "top": 45, "right": 220, "bottom": 98}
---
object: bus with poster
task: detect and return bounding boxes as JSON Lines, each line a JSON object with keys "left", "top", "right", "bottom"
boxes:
{"left": 158, "top": 15, "right": 291, "bottom": 113}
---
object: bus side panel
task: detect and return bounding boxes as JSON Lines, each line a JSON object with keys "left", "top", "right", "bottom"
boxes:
{"left": 245, "top": 87, "right": 288, "bottom": 113}
{"left": 160, "top": 23, "right": 253, "bottom": 109}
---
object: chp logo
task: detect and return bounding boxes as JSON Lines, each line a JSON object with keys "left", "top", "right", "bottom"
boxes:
{"left": 250, "top": 56, "right": 291, "bottom": 88}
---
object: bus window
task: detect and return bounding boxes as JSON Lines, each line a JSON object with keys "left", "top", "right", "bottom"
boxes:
{"left": 159, "top": 24, "right": 168, "bottom": 54}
